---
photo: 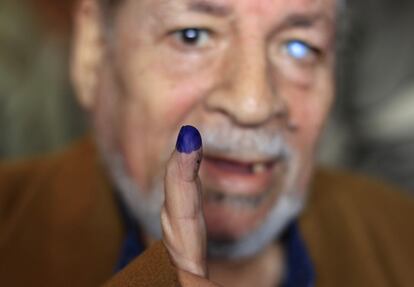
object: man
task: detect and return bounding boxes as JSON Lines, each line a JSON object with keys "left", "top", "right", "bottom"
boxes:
{"left": 0, "top": 0, "right": 413, "bottom": 286}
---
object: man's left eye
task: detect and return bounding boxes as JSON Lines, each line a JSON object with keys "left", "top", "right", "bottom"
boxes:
{"left": 284, "top": 40, "right": 317, "bottom": 61}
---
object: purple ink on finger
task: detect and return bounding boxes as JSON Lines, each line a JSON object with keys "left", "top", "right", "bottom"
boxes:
{"left": 176, "top": 125, "right": 202, "bottom": 154}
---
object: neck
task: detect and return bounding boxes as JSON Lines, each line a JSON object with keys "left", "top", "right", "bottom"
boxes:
{"left": 208, "top": 242, "right": 285, "bottom": 287}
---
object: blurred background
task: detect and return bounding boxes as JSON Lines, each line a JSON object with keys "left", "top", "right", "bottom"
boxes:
{"left": 0, "top": 0, "right": 413, "bottom": 193}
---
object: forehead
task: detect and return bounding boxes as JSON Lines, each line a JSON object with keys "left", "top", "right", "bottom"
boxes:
{"left": 124, "top": 0, "right": 336, "bottom": 32}
{"left": 135, "top": 0, "right": 335, "bottom": 17}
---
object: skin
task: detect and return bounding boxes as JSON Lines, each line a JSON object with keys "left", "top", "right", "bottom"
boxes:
{"left": 71, "top": 0, "right": 336, "bottom": 285}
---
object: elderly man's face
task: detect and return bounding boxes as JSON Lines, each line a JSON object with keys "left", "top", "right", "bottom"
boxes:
{"left": 80, "top": 0, "right": 335, "bottom": 251}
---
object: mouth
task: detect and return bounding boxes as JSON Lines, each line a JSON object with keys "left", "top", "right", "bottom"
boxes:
{"left": 203, "top": 155, "right": 277, "bottom": 175}
{"left": 198, "top": 153, "right": 287, "bottom": 237}
{"left": 200, "top": 153, "right": 285, "bottom": 198}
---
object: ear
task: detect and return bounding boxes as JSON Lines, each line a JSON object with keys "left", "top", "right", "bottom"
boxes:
{"left": 70, "top": 0, "right": 105, "bottom": 110}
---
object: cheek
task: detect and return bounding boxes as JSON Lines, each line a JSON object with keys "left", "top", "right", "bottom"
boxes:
{"left": 114, "top": 51, "right": 216, "bottom": 190}
{"left": 162, "top": 81, "right": 205, "bottom": 124}
{"left": 124, "top": 52, "right": 217, "bottom": 125}
{"left": 286, "top": 70, "right": 334, "bottom": 152}
{"left": 294, "top": 96, "right": 330, "bottom": 146}
{"left": 283, "top": 78, "right": 334, "bottom": 191}
{"left": 154, "top": 54, "right": 225, "bottom": 124}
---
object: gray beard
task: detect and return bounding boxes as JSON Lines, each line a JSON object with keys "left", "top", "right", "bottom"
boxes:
{"left": 102, "top": 150, "right": 304, "bottom": 260}
{"left": 207, "top": 194, "right": 303, "bottom": 259}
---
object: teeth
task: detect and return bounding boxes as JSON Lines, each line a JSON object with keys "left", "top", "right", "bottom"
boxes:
{"left": 252, "top": 163, "right": 267, "bottom": 174}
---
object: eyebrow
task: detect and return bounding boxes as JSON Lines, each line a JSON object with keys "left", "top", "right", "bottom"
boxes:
{"left": 278, "top": 13, "right": 333, "bottom": 30}
{"left": 187, "top": 0, "right": 233, "bottom": 17}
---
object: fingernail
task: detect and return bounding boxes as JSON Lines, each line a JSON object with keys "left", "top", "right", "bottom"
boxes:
{"left": 176, "top": 125, "right": 202, "bottom": 154}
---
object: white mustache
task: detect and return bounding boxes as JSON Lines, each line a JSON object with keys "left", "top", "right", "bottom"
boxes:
{"left": 199, "top": 126, "right": 293, "bottom": 160}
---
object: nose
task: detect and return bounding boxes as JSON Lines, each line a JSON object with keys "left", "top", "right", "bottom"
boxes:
{"left": 205, "top": 42, "right": 288, "bottom": 127}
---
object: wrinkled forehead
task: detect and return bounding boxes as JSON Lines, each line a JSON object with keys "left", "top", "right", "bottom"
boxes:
{"left": 114, "top": 0, "right": 336, "bottom": 30}
{"left": 132, "top": 0, "right": 335, "bottom": 15}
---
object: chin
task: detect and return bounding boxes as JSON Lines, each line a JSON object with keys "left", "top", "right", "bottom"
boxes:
{"left": 203, "top": 188, "right": 279, "bottom": 240}
{"left": 205, "top": 189, "right": 304, "bottom": 260}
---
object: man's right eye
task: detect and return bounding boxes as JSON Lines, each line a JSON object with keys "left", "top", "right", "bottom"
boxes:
{"left": 170, "top": 28, "right": 212, "bottom": 49}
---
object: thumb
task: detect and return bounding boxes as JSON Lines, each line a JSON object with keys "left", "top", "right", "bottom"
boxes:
{"left": 161, "top": 125, "right": 207, "bottom": 277}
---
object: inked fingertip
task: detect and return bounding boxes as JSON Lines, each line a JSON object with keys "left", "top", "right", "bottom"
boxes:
{"left": 176, "top": 125, "right": 202, "bottom": 154}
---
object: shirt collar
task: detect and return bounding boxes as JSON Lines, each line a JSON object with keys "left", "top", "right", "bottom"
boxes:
{"left": 113, "top": 192, "right": 145, "bottom": 273}
{"left": 281, "top": 221, "right": 315, "bottom": 287}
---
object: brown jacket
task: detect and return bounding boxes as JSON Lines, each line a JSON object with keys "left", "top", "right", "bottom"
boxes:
{"left": 0, "top": 137, "right": 413, "bottom": 287}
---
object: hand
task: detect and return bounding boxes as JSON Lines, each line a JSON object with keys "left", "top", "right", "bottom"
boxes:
{"left": 161, "top": 126, "right": 220, "bottom": 286}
